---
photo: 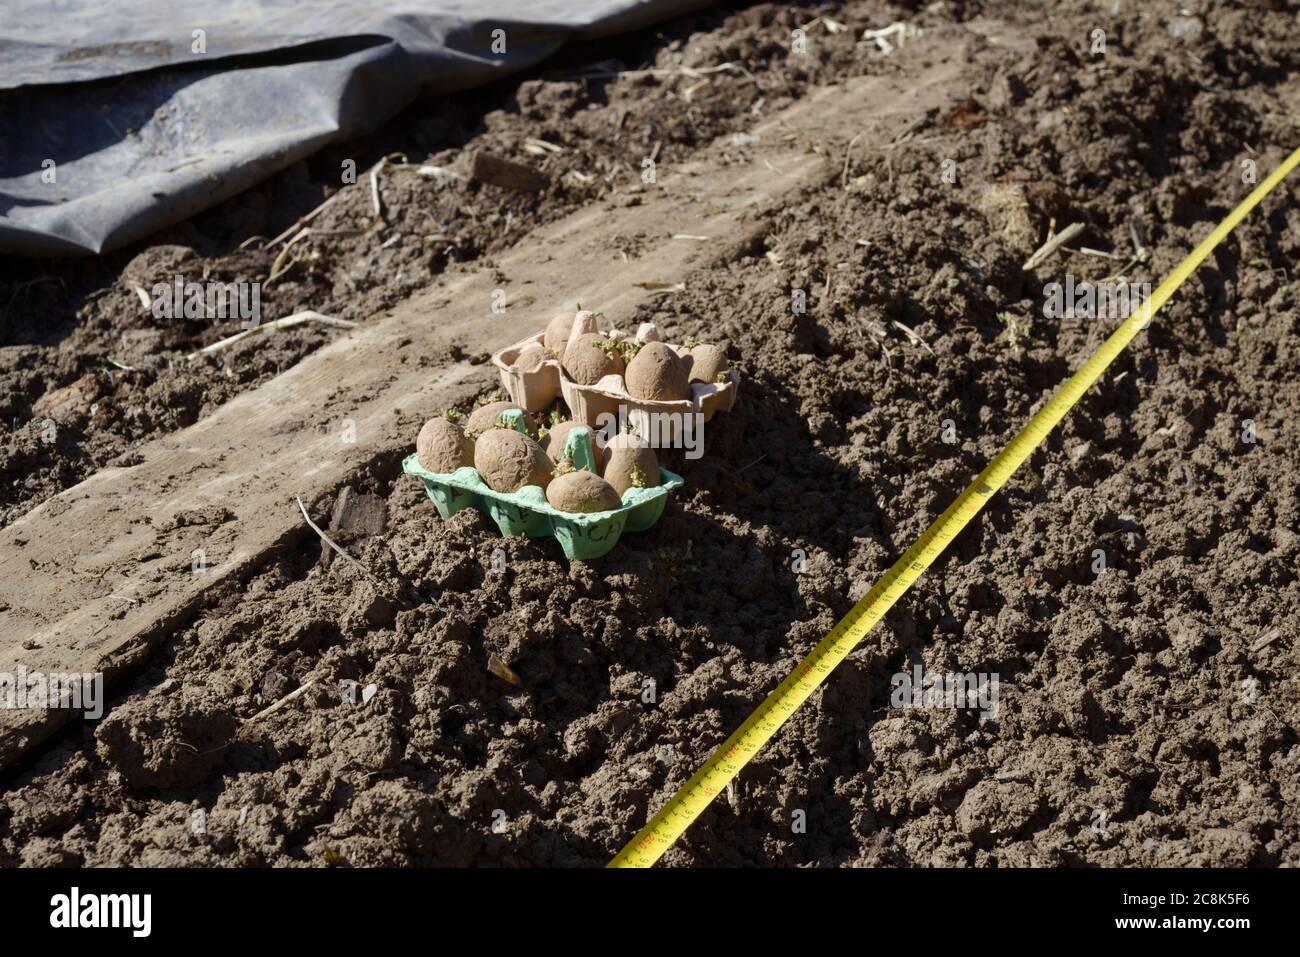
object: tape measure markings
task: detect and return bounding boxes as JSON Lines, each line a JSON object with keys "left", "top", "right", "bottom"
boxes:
{"left": 610, "top": 145, "right": 1300, "bottom": 868}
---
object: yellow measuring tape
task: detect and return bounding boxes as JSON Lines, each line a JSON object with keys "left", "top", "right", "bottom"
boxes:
{"left": 611, "top": 145, "right": 1300, "bottom": 868}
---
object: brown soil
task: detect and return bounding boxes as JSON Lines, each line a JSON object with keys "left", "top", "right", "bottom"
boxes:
{"left": 3, "top": 0, "right": 1300, "bottom": 867}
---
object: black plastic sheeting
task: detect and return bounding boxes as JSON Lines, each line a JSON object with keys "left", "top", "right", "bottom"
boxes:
{"left": 0, "top": 0, "right": 713, "bottom": 256}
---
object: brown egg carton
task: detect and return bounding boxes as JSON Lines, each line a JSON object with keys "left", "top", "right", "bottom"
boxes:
{"left": 491, "top": 312, "right": 738, "bottom": 436}
{"left": 491, "top": 333, "right": 561, "bottom": 413}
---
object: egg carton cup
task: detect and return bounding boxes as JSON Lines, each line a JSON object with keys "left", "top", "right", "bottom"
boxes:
{"left": 491, "top": 334, "right": 560, "bottom": 413}
{"left": 491, "top": 314, "right": 738, "bottom": 439}
{"left": 402, "top": 417, "right": 683, "bottom": 561}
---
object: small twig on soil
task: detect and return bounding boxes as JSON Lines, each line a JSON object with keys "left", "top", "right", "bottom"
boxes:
{"left": 726, "top": 778, "right": 740, "bottom": 812}
{"left": 267, "top": 154, "right": 405, "bottom": 250}
{"left": 682, "top": 78, "right": 710, "bottom": 102}
{"left": 841, "top": 132, "right": 864, "bottom": 190}
{"left": 1023, "top": 221, "right": 1084, "bottom": 270}
{"left": 268, "top": 190, "right": 345, "bottom": 247}
{"left": 1064, "top": 245, "right": 1123, "bottom": 261}
{"left": 882, "top": 134, "right": 941, "bottom": 152}
{"left": 882, "top": 114, "right": 933, "bottom": 152}
{"left": 186, "top": 310, "right": 357, "bottom": 358}
{"left": 891, "top": 320, "right": 936, "bottom": 357}
{"left": 523, "top": 137, "right": 564, "bottom": 155}
{"left": 632, "top": 280, "right": 686, "bottom": 295}
{"left": 295, "top": 496, "right": 374, "bottom": 579}
{"left": 736, "top": 454, "right": 767, "bottom": 474}
{"left": 570, "top": 60, "right": 752, "bottom": 82}
{"left": 1096, "top": 221, "right": 1152, "bottom": 284}
{"left": 862, "top": 320, "right": 894, "bottom": 370}
{"left": 370, "top": 157, "right": 388, "bottom": 221}
{"left": 268, "top": 228, "right": 311, "bottom": 282}
{"left": 1129, "top": 221, "right": 1149, "bottom": 262}
{"left": 1250, "top": 629, "right": 1280, "bottom": 653}
{"left": 416, "top": 164, "right": 462, "bottom": 181}
{"left": 861, "top": 22, "right": 920, "bottom": 55}
{"left": 245, "top": 677, "right": 319, "bottom": 726}
{"left": 191, "top": 674, "right": 324, "bottom": 757}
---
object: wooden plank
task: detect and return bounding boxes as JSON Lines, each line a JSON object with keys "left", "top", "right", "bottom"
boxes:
{"left": 469, "top": 151, "right": 550, "bottom": 193}
{"left": 0, "top": 63, "right": 964, "bottom": 768}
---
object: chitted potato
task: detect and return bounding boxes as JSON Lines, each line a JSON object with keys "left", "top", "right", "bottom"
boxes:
{"left": 602, "top": 431, "right": 659, "bottom": 496}
{"left": 544, "top": 419, "right": 605, "bottom": 470}
{"left": 416, "top": 416, "right": 474, "bottom": 474}
{"left": 545, "top": 469, "right": 622, "bottom": 513}
{"left": 513, "top": 342, "right": 548, "bottom": 373}
{"left": 473, "top": 429, "right": 554, "bottom": 493}
{"left": 466, "top": 400, "right": 529, "bottom": 436}
{"left": 687, "top": 343, "right": 730, "bottom": 384}
{"left": 543, "top": 313, "right": 573, "bottom": 354}
{"left": 624, "top": 341, "right": 691, "bottom": 401}
{"left": 562, "top": 333, "right": 624, "bottom": 386}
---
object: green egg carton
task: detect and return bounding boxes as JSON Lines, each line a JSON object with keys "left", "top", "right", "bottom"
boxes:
{"left": 403, "top": 411, "right": 682, "bottom": 560}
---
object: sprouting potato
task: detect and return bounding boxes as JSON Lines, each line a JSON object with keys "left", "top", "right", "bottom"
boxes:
{"left": 602, "top": 431, "right": 659, "bottom": 496}
{"left": 513, "top": 342, "right": 548, "bottom": 373}
{"left": 624, "top": 340, "right": 691, "bottom": 401}
{"left": 466, "top": 400, "right": 529, "bottom": 436}
{"left": 473, "top": 429, "right": 553, "bottom": 493}
{"left": 546, "top": 469, "right": 622, "bottom": 513}
{"left": 687, "top": 343, "right": 730, "bottom": 385}
{"left": 563, "top": 333, "right": 625, "bottom": 385}
{"left": 543, "top": 312, "right": 574, "bottom": 354}
{"left": 416, "top": 416, "right": 474, "bottom": 474}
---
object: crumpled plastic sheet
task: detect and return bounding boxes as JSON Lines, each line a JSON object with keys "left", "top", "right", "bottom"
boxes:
{"left": 0, "top": 0, "right": 713, "bottom": 256}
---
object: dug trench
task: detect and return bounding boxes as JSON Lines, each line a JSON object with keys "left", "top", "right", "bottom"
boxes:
{"left": 3, "top": 1, "right": 1300, "bottom": 866}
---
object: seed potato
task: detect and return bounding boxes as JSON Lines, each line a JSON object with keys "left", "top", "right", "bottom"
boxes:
{"left": 416, "top": 417, "right": 474, "bottom": 474}
{"left": 624, "top": 340, "right": 691, "bottom": 401}
{"left": 563, "top": 333, "right": 625, "bottom": 385}
{"left": 473, "top": 429, "right": 553, "bottom": 493}
{"left": 546, "top": 469, "right": 622, "bottom": 513}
